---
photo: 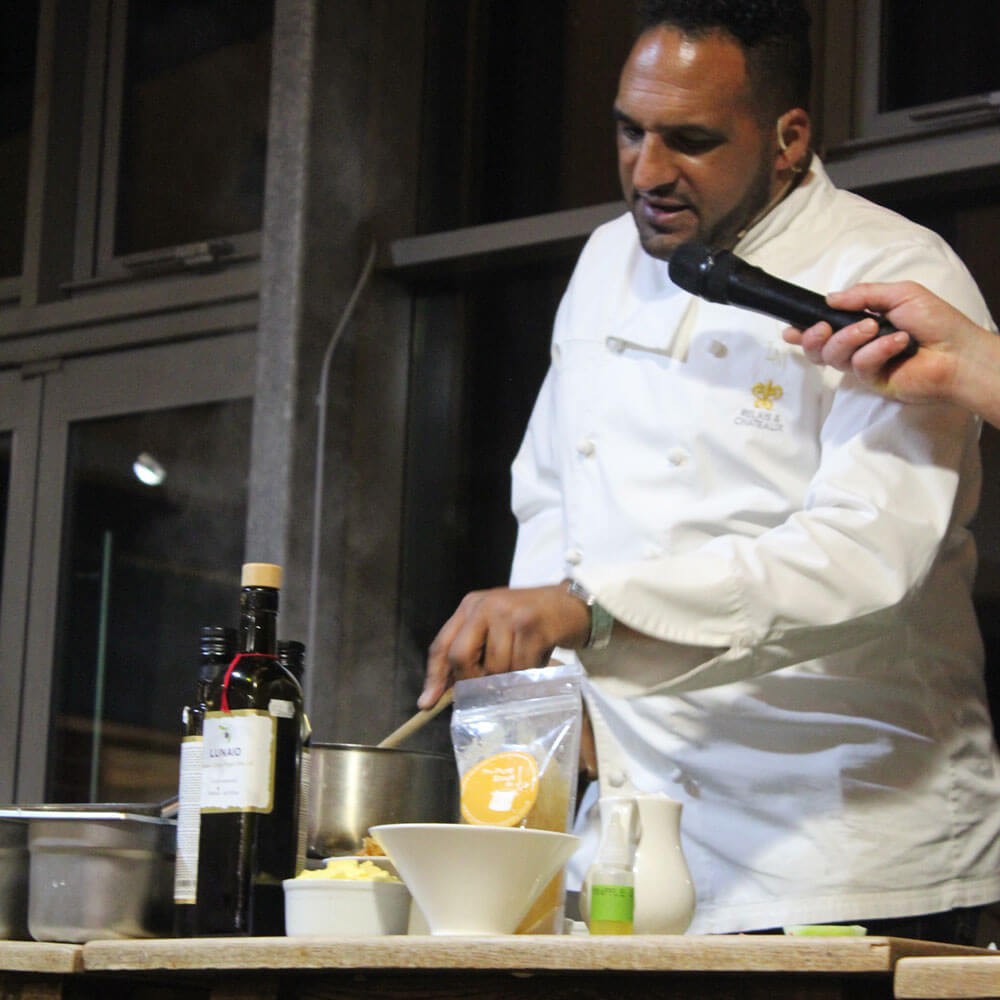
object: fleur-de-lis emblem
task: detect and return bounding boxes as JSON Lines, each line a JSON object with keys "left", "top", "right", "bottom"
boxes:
{"left": 752, "top": 380, "right": 783, "bottom": 410}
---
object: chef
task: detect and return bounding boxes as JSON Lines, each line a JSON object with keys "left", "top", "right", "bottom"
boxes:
{"left": 419, "top": 0, "right": 1000, "bottom": 941}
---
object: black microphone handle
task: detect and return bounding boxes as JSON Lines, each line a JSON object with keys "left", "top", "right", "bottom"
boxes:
{"left": 721, "top": 258, "right": 919, "bottom": 360}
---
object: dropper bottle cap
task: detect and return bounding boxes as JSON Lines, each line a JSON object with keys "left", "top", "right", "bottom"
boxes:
{"left": 601, "top": 808, "right": 632, "bottom": 869}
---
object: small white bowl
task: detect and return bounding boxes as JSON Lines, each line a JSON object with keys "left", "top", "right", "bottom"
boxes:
{"left": 371, "top": 823, "right": 579, "bottom": 936}
{"left": 283, "top": 873, "right": 411, "bottom": 937}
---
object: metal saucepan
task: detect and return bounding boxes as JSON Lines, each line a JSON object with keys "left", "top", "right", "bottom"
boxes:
{"left": 306, "top": 743, "right": 459, "bottom": 858}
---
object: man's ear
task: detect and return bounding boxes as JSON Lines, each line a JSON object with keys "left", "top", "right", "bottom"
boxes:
{"left": 776, "top": 108, "right": 811, "bottom": 174}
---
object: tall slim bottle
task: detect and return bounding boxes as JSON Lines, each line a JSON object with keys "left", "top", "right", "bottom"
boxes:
{"left": 174, "top": 625, "right": 236, "bottom": 936}
{"left": 278, "top": 640, "right": 311, "bottom": 870}
{"left": 194, "top": 563, "right": 304, "bottom": 936}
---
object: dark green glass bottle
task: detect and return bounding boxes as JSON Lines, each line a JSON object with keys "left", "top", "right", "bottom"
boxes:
{"left": 194, "top": 564, "right": 304, "bottom": 935}
{"left": 278, "top": 639, "right": 311, "bottom": 869}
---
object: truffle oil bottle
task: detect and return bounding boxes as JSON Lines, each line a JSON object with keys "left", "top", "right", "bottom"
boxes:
{"left": 194, "top": 563, "right": 304, "bottom": 935}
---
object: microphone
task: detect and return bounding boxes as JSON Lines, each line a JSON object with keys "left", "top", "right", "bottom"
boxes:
{"left": 668, "top": 243, "right": 918, "bottom": 360}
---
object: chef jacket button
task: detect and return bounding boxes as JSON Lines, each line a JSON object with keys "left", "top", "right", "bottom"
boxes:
{"left": 607, "top": 769, "right": 628, "bottom": 788}
{"left": 606, "top": 336, "right": 626, "bottom": 354}
{"left": 565, "top": 548, "right": 583, "bottom": 566}
{"left": 576, "top": 438, "right": 596, "bottom": 457}
{"left": 668, "top": 446, "right": 689, "bottom": 466}
{"left": 551, "top": 344, "right": 562, "bottom": 364}
{"left": 708, "top": 339, "right": 728, "bottom": 358}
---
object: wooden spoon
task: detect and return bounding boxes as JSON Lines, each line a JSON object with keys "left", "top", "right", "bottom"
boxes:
{"left": 377, "top": 688, "right": 455, "bottom": 749}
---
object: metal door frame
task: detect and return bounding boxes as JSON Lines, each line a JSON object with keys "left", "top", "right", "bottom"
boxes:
{"left": 14, "top": 330, "right": 254, "bottom": 801}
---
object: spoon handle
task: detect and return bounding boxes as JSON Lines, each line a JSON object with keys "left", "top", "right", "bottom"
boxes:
{"left": 377, "top": 688, "right": 455, "bottom": 748}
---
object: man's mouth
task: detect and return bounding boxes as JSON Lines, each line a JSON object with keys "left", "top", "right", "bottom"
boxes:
{"left": 636, "top": 195, "right": 694, "bottom": 229}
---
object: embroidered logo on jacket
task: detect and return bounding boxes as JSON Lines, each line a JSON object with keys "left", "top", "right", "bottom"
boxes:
{"left": 752, "top": 380, "right": 783, "bottom": 409}
{"left": 734, "top": 380, "right": 785, "bottom": 432}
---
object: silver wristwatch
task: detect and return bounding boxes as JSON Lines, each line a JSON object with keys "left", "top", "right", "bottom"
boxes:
{"left": 566, "top": 579, "right": 614, "bottom": 650}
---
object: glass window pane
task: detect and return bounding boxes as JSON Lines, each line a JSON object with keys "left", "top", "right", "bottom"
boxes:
{"left": 402, "top": 269, "right": 567, "bottom": 652}
{"left": 881, "top": 1, "right": 1000, "bottom": 113}
{"left": 48, "top": 398, "right": 252, "bottom": 803}
{"left": 115, "top": 0, "right": 273, "bottom": 256}
{"left": 418, "top": 0, "right": 634, "bottom": 230}
{"left": 0, "top": 2, "right": 39, "bottom": 279}
{"left": 0, "top": 431, "right": 10, "bottom": 595}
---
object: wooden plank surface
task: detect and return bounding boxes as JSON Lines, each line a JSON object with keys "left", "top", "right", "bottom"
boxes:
{"left": 894, "top": 955, "right": 1000, "bottom": 998}
{"left": 0, "top": 941, "right": 83, "bottom": 973}
{"left": 80, "top": 935, "right": 989, "bottom": 974}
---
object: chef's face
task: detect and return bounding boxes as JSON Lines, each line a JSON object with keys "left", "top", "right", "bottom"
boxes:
{"left": 615, "top": 26, "right": 782, "bottom": 259}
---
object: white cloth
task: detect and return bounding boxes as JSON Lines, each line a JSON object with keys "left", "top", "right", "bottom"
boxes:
{"left": 508, "top": 159, "right": 1000, "bottom": 934}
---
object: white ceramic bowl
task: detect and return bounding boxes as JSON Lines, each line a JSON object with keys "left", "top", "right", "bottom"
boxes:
{"left": 282, "top": 863, "right": 411, "bottom": 937}
{"left": 371, "top": 823, "right": 579, "bottom": 936}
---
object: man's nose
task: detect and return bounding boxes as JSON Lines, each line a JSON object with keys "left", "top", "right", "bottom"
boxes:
{"left": 631, "top": 135, "right": 679, "bottom": 191}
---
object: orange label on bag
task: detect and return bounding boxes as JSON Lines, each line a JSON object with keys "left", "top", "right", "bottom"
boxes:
{"left": 460, "top": 750, "right": 539, "bottom": 826}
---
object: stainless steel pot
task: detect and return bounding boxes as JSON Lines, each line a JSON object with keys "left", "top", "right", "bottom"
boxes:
{"left": 307, "top": 743, "right": 459, "bottom": 857}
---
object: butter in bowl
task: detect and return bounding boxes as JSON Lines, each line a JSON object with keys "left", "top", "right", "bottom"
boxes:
{"left": 283, "top": 857, "right": 411, "bottom": 937}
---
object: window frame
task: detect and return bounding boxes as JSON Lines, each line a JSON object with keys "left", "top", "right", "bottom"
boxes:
{"left": 71, "top": 0, "right": 264, "bottom": 291}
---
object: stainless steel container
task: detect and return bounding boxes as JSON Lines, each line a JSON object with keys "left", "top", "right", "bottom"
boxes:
{"left": 0, "top": 805, "right": 175, "bottom": 943}
{"left": 0, "top": 820, "right": 29, "bottom": 940}
{"left": 307, "top": 743, "right": 459, "bottom": 857}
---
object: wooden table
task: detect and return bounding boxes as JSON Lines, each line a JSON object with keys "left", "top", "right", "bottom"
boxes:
{"left": 894, "top": 955, "right": 1000, "bottom": 999}
{"left": 0, "top": 934, "right": 978, "bottom": 1000}
{"left": 0, "top": 941, "right": 82, "bottom": 1000}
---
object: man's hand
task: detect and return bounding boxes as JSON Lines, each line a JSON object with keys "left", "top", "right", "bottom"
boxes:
{"left": 418, "top": 583, "right": 591, "bottom": 709}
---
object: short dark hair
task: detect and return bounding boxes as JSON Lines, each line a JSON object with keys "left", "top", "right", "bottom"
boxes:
{"left": 636, "top": 0, "right": 812, "bottom": 117}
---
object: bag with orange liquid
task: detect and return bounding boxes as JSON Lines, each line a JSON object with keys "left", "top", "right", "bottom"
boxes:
{"left": 450, "top": 663, "right": 583, "bottom": 933}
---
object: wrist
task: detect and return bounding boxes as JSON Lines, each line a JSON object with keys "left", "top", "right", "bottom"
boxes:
{"left": 565, "top": 579, "right": 614, "bottom": 650}
{"left": 951, "top": 326, "right": 1000, "bottom": 423}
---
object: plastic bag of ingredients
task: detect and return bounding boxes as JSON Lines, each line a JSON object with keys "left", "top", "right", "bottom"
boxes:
{"left": 451, "top": 663, "right": 583, "bottom": 933}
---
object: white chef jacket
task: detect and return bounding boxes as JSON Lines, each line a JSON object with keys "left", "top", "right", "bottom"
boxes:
{"left": 508, "top": 159, "right": 1000, "bottom": 933}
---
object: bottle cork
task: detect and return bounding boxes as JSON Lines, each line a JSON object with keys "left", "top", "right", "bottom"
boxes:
{"left": 241, "top": 562, "right": 283, "bottom": 589}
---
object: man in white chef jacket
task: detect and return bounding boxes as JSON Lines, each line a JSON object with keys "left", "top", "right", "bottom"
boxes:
{"left": 420, "top": 0, "right": 1000, "bottom": 940}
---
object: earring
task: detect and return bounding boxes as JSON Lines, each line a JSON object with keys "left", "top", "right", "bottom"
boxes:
{"left": 776, "top": 118, "right": 790, "bottom": 153}
{"left": 776, "top": 118, "right": 804, "bottom": 174}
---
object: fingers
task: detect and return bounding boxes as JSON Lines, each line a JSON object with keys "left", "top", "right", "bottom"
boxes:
{"left": 419, "top": 586, "right": 575, "bottom": 708}
{"left": 419, "top": 606, "right": 466, "bottom": 709}
{"left": 826, "top": 281, "right": 922, "bottom": 316}
{"left": 786, "top": 316, "right": 898, "bottom": 374}
{"left": 845, "top": 332, "right": 915, "bottom": 385}
{"left": 783, "top": 320, "right": 835, "bottom": 364}
{"left": 816, "top": 317, "right": 882, "bottom": 370}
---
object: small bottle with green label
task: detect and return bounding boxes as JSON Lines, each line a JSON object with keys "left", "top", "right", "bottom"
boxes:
{"left": 587, "top": 808, "right": 634, "bottom": 935}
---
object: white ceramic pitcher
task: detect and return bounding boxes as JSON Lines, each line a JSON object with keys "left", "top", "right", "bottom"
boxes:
{"left": 581, "top": 792, "right": 695, "bottom": 934}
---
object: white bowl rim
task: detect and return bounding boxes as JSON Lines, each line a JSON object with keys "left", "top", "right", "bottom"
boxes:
{"left": 371, "top": 822, "right": 578, "bottom": 842}
{"left": 282, "top": 877, "right": 409, "bottom": 891}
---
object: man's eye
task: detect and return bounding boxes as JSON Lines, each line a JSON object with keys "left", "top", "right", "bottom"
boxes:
{"left": 618, "top": 122, "right": 644, "bottom": 142}
{"left": 670, "top": 133, "right": 721, "bottom": 154}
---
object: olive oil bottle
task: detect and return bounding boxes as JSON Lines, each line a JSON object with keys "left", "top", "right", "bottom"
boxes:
{"left": 174, "top": 625, "right": 236, "bottom": 936}
{"left": 194, "top": 563, "right": 304, "bottom": 935}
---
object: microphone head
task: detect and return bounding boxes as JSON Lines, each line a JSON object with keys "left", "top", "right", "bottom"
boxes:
{"left": 668, "top": 242, "right": 738, "bottom": 304}
{"left": 668, "top": 242, "right": 713, "bottom": 296}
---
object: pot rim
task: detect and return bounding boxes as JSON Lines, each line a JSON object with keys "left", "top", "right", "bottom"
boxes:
{"left": 310, "top": 742, "right": 452, "bottom": 761}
